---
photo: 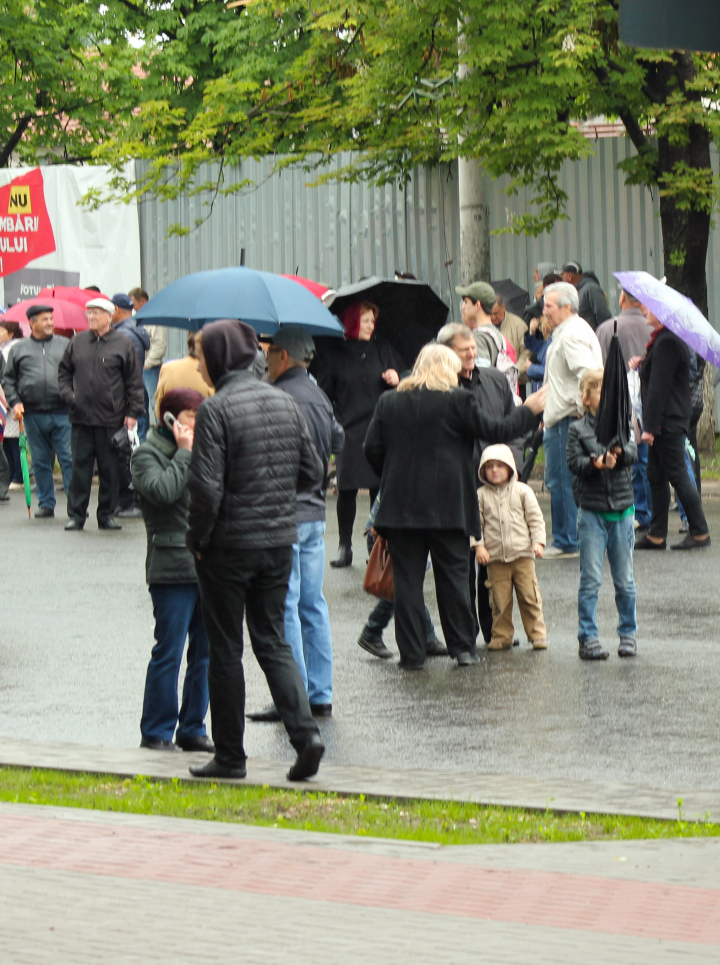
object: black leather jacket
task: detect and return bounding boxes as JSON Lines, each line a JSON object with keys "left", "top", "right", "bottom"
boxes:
{"left": 186, "top": 370, "right": 323, "bottom": 554}
{"left": 1, "top": 334, "right": 70, "bottom": 412}
{"left": 566, "top": 412, "right": 637, "bottom": 513}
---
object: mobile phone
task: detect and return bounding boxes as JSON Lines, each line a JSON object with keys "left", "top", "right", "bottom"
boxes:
{"left": 163, "top": 412, "right": 178, "bottom": 430}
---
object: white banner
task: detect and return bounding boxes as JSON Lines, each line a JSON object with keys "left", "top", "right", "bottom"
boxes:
{"left": 0, "top": 163, "right": 140, "bottom": 306}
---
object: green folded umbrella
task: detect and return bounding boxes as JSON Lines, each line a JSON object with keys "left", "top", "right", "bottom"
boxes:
{"left": 18, "top": 417, "right": 32, "bottom": 518}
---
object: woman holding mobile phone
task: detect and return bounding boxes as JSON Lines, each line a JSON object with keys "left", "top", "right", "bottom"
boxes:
{"left": 130, "top": 387, "right": 214, "bottom": 752}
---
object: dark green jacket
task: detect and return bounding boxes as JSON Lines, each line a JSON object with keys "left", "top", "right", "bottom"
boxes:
{"left": 131, "top": 427, "right": 196, "bottom": 584}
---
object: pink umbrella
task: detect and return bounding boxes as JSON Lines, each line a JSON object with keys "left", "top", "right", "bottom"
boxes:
{"left": 281, "top": 275, "right": 330, "bottom": 300}
{"left": 2, "top": 297, "right": 88, "bottom": 336}
{"left": 38, "top": 286, "right": 108, "bottom": 310}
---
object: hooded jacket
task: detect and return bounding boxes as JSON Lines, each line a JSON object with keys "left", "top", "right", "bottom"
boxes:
{"left": 113, "top": 317, "right": 151, "bottom": 367}
{"left": 1, "top": 333, "right": 70, "bottom": 412}
{"left": 576, "top": 271, "right": 612, "bottom": 331}
{"left": 131, "top": 426, "right": 197, "bottom": 584}
{"left": 473, "top": 444, "right": 546, "bottom": 563}
{"left": 566, "top": 411, "right": 637, "bottom": 513}
{"left": 186, "top": 320, "right": 324, "bottom": 554}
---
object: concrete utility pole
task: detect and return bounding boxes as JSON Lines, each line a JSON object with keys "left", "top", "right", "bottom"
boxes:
{"left": 457, "top": 44, "right": 490, "bottom": 285}
{"left": 458, "top": 157, "right": 490, "bottom": 285}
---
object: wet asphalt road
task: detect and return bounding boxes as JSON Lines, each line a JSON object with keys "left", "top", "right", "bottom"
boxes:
{"left": 1, "top": 487, "right": 719, "bottom": 790}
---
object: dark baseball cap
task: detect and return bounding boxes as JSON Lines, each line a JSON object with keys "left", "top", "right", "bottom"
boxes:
{"left": 111, "top": 293, "right": 134, "bottom": 310}
{"left": 272, "top": 326, "right": 316, "bottom": 362}
{"left": 26, "top": 304, "right": 54, "bottom": 320}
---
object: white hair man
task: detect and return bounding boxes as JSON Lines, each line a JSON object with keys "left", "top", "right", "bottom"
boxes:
{"left": 541, "top": 282, "right": 603, "bottom": 558}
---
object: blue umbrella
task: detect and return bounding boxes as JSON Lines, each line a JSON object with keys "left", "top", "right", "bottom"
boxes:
{"left": 614, "top": 270, "right": 720, "bottom": 367}
{"left": 134, "top": 267, "right": 345, "bottom": 337}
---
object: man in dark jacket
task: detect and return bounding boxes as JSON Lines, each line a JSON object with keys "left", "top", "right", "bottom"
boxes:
{"left": 247, "top": 327, "right": 344, "bottom": 723}
{"left": 561, "top": 262, "right": 612, "bottom": 331}
{"left": 58, "top": 296, "right": 145, "bottom": 531}
{"left": 2, "top": 304, "right": 72, "bottom": 517}
{"left": 186, "top": 318, "right": 326, "bottom": 782}
{"left": 633, "top": 310, "right": 710, "bottom": 550}
{"left": 437, "top": 322, "right": 525, "bottom": 645}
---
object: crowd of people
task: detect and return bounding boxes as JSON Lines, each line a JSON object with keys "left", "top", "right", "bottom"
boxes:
{"left": 0, "top": 259, "right": 712, "bottom": 781}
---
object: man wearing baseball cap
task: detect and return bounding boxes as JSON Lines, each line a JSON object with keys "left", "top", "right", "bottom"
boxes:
{"left": 455, "top": 281, "right": 508, "bottom": 369}
{"left": 560, "top": 261, "right": 612, "bottom": 331}
{"left": 2, "top": 304, "right": 73, "bottom": 517}
{"left": 247, "top": 327, "right": 344, "bottom": 723}
{"left": 58, "top": 297, "right": 145, "bottom": 530}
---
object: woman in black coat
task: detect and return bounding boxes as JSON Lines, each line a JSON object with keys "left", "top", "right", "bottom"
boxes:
{"left": 311, "top": 300, "right": 404, "bottom": 567}
{"left": 363, "top": 344, "right": 544, "bottom": 669}
{"left": 630, "top": 309, "right": 709, "bottom": 550}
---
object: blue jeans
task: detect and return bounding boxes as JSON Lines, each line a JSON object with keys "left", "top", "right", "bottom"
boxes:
{"left": 141, "top": 583, "right": 210, "bottom": 742}
{"left": 23, "top": 411, "right": 72, "bottom": 510}
{"left": 284, "top": 520, "right": 333, "bottom": 705}
{"left": 142, "top": 367, "right": 161, "bottom": 430}
{"left": 544, "top": 416, "right": 578, "bottom": 552}
{"left": 577, "top": 509, "right": 637, "bottom": 643}
{"left": 632, "top": 442, "right": 652, "bottom": 527}
{"left": 676, "top": 444, "right": 698, "bottom": 524}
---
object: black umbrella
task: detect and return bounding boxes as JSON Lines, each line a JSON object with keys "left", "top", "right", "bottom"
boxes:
{"left": 491, "top": 279, "right": 530, "bottom": 318}
{"left": 518, "top": 427, "right": 545, "bottom": 484}
{"left": 328, "top": 276, "right": 450, "bottom": 368}
{"left": 595, "top": 321, "right": 630, "bottom": 450}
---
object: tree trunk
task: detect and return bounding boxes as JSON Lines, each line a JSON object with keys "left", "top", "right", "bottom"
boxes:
{"left": 458, "top": 157, "right": 490, "bottom": 285}
{"left": 656, "top": 59, "right": 715, "bottom": 453}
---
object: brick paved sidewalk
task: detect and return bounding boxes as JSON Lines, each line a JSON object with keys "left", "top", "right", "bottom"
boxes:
{"left": 2, "top": 736, "right": 720, "bottom": 822}
{"left": 1, "top": 803, "right": 719, "bottom": 964}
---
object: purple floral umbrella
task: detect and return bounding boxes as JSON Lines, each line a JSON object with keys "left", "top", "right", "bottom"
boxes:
{"left": 614, "top": 270, "right": 720, "bottom": 367}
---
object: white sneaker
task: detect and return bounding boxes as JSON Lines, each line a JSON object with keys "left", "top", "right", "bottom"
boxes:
{"left": 542, "top": 546, "right": 580, "bottom": 559}
{"left": 633, "top": 517, "right": 640, "bottom": 530}
{"left": 8, "top": 482, "right": 24, "bottom": 491}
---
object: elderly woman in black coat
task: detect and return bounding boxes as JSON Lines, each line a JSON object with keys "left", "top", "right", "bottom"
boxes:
{"left": 364, "top": 344, "right": 546, "bottom": 669}
{"left": 311, "top": 300, "right": 404, "bottom": 568}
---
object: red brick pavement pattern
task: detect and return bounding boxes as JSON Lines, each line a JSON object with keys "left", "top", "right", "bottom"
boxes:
{"left": 1, "top": 813, "right": 719, "bottom": 946}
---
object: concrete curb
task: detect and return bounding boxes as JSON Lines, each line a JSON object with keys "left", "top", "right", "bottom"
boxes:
{"left": 2, "top": 737, "right": 719, "bottom": 823}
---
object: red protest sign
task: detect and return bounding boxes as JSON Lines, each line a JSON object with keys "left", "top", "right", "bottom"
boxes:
{"left": 0, "top": 169, "right": 56, "bottom": 278}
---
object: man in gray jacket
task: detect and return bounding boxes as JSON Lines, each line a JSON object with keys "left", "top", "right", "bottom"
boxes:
{"left": 247, "top": 327, "right": 344, "bottom": 722}
{"left": 561, "top": 262, "right": 612, "bottom": 331}
{"left": 2, "top": 304, "right": 72, "bottom": 517}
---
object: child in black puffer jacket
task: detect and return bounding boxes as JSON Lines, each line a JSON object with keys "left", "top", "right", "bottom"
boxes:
{"left": 566, "top": 369, "right": 638, "bottom": 662}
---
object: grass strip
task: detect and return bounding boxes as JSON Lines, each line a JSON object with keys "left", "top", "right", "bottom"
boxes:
{"left": 1, "top": 766, "right": 718, "bottom": 845}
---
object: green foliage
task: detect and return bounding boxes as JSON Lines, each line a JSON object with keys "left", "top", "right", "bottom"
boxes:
{"left": 2, "top": 766, "right": 720, "bottom": 845}
{"left": 0, "top": 0, "right": 141, "bottom": 167}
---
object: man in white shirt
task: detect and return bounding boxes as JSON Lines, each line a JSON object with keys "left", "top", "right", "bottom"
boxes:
{"left": 542, "top": 282, "right": 603, "bottom": 558}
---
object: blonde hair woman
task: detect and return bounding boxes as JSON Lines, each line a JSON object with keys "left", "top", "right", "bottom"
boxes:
{"left": 363, "top": 342, "right": 546, "bottom": 669}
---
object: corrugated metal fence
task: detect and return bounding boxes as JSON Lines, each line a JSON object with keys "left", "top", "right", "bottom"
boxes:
{"left": 137, "top": 140, "right": 720, "bottom": 363}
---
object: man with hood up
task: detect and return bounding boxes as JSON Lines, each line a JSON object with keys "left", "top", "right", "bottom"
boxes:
{"left": 185, "top": 319, "right": 326, "bottom": 782}
{"left": 560, "top": 262, "right": 612, "bottom": 331}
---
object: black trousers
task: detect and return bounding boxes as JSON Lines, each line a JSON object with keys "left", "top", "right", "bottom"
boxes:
{"left": 195, "top": 545, "right": 319, "bottom": 767}
{"left": 469, "top": 553, "right": 493, "bottom": 644}
{"left": 0, "top": 442, "right": 9, "bottom": 498}
{"left": 337, "top": 487, "right": 379, "bottom": 546}
{"left": 647, "top": 431, "right": 709, "bottom": 539}
{"left": 67, "top": 425, "right": 120, "bottom": 524}
{"left": 385, "top": 528, "right": 475, "bottom": 666}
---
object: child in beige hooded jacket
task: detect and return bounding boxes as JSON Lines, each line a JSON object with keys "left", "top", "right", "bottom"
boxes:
{"left": 472, "top": 444, "right": 548, "bottom": 650}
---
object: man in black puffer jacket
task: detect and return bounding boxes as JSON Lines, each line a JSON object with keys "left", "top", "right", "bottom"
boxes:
{"left": 186, "top": 318, "right": 326, "bottom": 783}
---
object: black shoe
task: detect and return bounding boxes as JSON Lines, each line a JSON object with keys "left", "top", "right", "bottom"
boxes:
{"left": 671, "top": 534, "right": 711, "bottom": 550}
{"left": 357, "top": 633, "right": 394, "bottom": 660}
{"left": 310, "top": 703, "right": 332, "bottom": 718}
{"left": 176, "top": 735, "right": 215, "bottom": 752}
{"left": 98, "top": 518, "right": 122, "bottom": 530}
{"left": 425, "top": 637, "right": 449, "bottom": 657}
{"left": 190, "top": 758, "right": 247, "bottom": 780}
{"left": 140, "top": 737, "right": 181, "bottom": 751}
{"left": 635, "top": 535, "right": 666, "bottom": 550}
{"left": 455, "top": 650, "right": 480, "bottom": 667}
{"left": 246, "top": 703, "right": 282, "bottom": 722}
{"left": 398, "top": 659, "right": 425, "bottom": 671}
{"left": 330, "top": 544, "right": 353, "bottom": 568}
{"left": 35, "top": 506, "right": 54, "bottom": 518}
{"left": 64, "top": 518, "right": 84, "bottom": 531}
{"left": 513, "top": 638, "right": 520, "bottom": 647}
{"left": 579, "top": 640, "right": 609, "bottom": 660}
{"left": 287, "top": 734, "right": 325, "bottom": 781}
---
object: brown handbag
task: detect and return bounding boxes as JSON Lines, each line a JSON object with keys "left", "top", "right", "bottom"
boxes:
{"left": 363, "top": 535, "right": 394, "bottom": 601}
